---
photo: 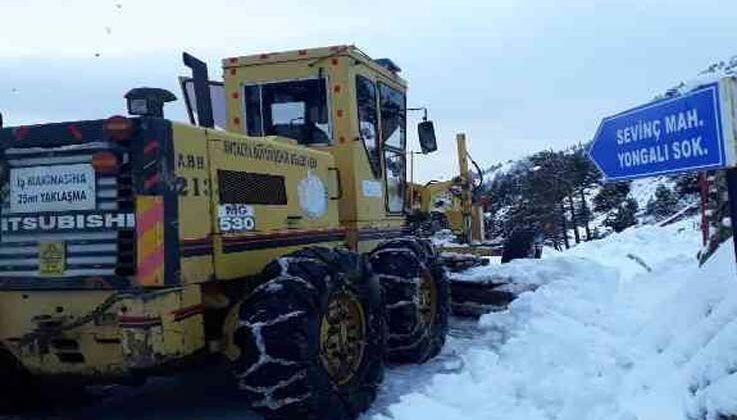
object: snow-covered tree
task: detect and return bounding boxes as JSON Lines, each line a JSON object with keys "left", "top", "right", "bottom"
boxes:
{"left": 645, "top": 184, "right": 679, "bottom": 220}
{"left": 593, "top": 182, "right": 630, "bottom": 213}
{"left": 604, "top": 198, "right": 639, "bottom": 233}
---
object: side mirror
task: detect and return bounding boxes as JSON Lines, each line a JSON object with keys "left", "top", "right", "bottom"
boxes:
{"left": 418, "top": 121, "right": 437, "bottom": 154}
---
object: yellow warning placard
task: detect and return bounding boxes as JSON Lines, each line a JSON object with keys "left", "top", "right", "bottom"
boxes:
{"left": 39, "top": 241, "right": 66, "bottom": 277}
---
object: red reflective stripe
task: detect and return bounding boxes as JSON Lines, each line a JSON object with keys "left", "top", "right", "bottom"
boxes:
{"left": 118, "top": 315, "right": 162, "bottom": 328}
{"left": 144, "top": 174, "right": 160, "bottom": 190}
{"left": 67, "top": 124, "right": 83, "bottom": 140}
{"left": 14, "top": 126, "right": 29, "bottom": 141}
{"left": 143, "top": 140, "right": 158, "bottom": 155}
{"left": 221, "top": 227, "right": 346, "bottom": 243}
{"left": 171, "top": 304, "right": 204, "bottom": 322}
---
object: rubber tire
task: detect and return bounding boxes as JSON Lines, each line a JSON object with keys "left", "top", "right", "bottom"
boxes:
{"left": 0, "top": 347, "right": 38, "bottom": 414}
{"left": 501, "top": 228, "right": 537, "bottom": 263}
{"left": 232, "top": 247, "right": 385, "bottom": 420}
{"left": 369, "top": 237, "right": 449, "bottom": 364}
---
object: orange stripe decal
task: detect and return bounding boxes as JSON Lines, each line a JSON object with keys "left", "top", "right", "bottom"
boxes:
{"left": 137, "top": 199, "right": 164, "bottom": 233}
{"left": 137, "top": 247, "right": 165, "bottom": 280}
{"left": 136, "top": 196, "right": 165, "bottom": 286}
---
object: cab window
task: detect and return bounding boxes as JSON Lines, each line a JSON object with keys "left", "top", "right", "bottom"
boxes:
{"left": 379, "top": 83, "right": 406, "bottom": 149}
{"left": 379, "top": 83, "right": 406, "bottom": 213}
{"left": 356, "top": 75, "right": 381, "bottom": 177}
{"left": 243, "top": 79, "right": 331, "bottom": 145}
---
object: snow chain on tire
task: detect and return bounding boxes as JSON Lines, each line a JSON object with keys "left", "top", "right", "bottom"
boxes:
{"left": 231, "top": 247, "right": 385, "bottom": 420}
{"left": 369, "top": 237, "right": 450, "bottom": 364}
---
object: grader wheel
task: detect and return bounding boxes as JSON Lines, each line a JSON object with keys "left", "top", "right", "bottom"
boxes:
{"left": 319, "top": 290, "right": 366, "bottom": 386}
{"left": 369, "top": 237, "right": 450, "bottom": 364}
{"left": 231, "top": 247, "right": 385, "bottom": 420}
{"left": 417, "top": 270, "right": 438, "bottom": 328}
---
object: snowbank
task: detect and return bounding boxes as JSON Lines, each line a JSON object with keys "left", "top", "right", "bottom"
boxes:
{"left": 558, "top": 217, "right": 701, "bottom": 281}
{"left": 430, "top": 229, "right": 460, "bottom": 247}
{"left": 371, "top": 218, "right": 737, "bottom": 420}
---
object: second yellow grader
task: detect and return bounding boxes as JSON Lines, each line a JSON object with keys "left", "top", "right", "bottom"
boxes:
{"left": 0, "top": 45, "right": 450, "bottom": 419}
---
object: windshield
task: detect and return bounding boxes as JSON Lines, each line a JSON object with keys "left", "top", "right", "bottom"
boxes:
{"left": 243, "top": 79, "right": 331, "bottom": 145}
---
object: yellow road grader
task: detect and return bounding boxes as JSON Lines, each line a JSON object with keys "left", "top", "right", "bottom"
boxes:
{"left": 0, "top": 45, "right": 454, "bottom": 419}
{"left": 407, "top": 133, "right": 488, "bottom": 245}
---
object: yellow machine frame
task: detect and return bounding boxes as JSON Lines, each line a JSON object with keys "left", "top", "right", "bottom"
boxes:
{"left": 0, "top": 45, "right": 419, "bottom": 380}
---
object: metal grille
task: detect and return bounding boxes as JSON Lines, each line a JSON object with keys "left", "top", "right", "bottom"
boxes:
{"left": 218, "top": 170, "right": 287, "bottom": 205}
{"left": 0, "top": 143, "right": 131, "bottom": 278}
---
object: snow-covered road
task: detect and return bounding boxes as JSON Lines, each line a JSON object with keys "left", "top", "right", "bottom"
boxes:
{"left": 55, "top": 318, "right": 487, "bottom": 419}
{"left": 49, "top": 218, "right": 737, "bottom": 420}
{"left": 372, "top": 218, "right": 737, "bottom": 420}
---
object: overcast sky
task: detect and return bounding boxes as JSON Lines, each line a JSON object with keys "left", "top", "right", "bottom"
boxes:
{"left": 1, "top": 0, "right": 736, "bottom": 181}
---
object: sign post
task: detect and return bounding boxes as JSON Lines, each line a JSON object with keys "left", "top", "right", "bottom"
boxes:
{"left": 725, "top": 169, "right": 737, "bottom": 264}
{"left": 589, "top": 78, "right": 737, "bottom": 265}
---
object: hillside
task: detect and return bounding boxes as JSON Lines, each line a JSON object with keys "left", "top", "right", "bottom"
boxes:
{"left": 481, "top": 148, "right": 700, "bottom": 248}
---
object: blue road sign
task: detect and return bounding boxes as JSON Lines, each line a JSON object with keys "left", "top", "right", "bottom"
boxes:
{"left": 589, "top": 82, "right": 725, "bottom": 181}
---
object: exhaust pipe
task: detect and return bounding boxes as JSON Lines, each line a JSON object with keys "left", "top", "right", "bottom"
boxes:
{"left": 182, "top": 52, "right": 214, "bottom": 128}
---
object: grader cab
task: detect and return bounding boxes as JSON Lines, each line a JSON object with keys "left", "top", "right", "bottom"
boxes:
{"left": 0, "top": 45, "right": 450, "bottom": 419}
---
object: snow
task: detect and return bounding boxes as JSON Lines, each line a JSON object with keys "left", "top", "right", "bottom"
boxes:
{"left": 553, "top": 217, "right": 701, "bottom": 281}
{"left": 484, "top": 159, "right": 522, "bottom": 184}
{"left": 630, "top": 176, "right": 673, "bottom": 215}
{"left": 663, "top": 67, "right": 735, "bottom": 99}
{"left": 430, "top": 229, "right": 460, "bottom": 246}
{"left": 371, "top": 218, "right": 737, "bottom": 420}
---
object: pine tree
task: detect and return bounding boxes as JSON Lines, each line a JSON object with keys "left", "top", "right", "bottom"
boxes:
{"left": 567, "top": 145, "right": 602, "bottom": 241}
{"left": 593, "top": 182, "right": 631, "bottom": 213}
{"left": 645, "top": 184, "right": 679, "bottom": 220}
{"left": 672, "top": 173, "right": 701, "bottom": 197}
{"left": 604, "top": 198, "right": 638, "bottom": 232}
{"left": 699, "top": 171, "right": 731, "bottom": 265}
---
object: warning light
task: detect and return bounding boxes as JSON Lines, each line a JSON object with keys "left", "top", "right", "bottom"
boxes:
{"left": 92, "top": 151, "right": 119, "bottom": 174}
{"left": 103, "top": 116, "right": 134, "bottom": 141}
